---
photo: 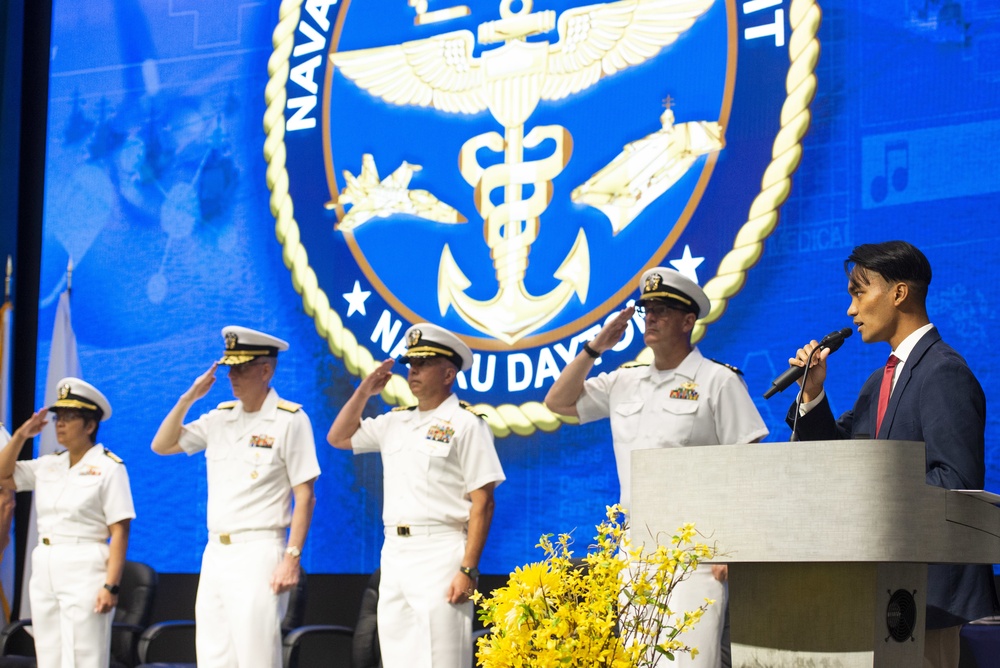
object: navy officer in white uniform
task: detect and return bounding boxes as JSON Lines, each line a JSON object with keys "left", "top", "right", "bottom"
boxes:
{"left": 152, "top": 326, "right": 320, "bottom": 668}
{"left": 545, "top": 268, "right": 768, "bottom": 667}
{"left": 0, "top": 378, "right": 134, "bottom": 668}
{"left": 328, "top": 323, "right": 505, "bottom": 668}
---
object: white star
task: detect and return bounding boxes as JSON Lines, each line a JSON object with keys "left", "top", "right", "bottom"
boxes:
{"left": 669, "top": 245, "right": 705, "bottom": 284}
{"left": 343, "top": 280, "right": 371, "bottom": 317}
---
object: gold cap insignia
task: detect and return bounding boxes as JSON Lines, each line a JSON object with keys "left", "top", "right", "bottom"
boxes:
{"left": 407, "top": 328, "right": 422, "bottom": 348}
{"left": 644, "top": 273, "right": 662, "bottom": 294}
{"left": 225, "top": 331, "right": 239, "bottom": 350}
{"left": 58, "top": 384, "right": 71, "bottom": 400}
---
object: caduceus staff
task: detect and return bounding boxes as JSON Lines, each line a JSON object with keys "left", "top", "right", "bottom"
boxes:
{"left": 330, "top": 0, "right": 713, "bottom": 343}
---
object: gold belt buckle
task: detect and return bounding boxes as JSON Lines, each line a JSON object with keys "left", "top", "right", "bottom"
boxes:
{"left": 396, "top": 525, "right": 410, "bottom": 537}
{"left": 42, "top": 538, "right": 50, "bottom": 545}
{"left": 219, "top": 534, "right": 232, "bottom": 545}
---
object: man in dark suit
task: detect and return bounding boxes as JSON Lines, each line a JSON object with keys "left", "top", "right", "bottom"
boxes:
{"left": 786, "top": 240, "right": 996, "bottom": 668}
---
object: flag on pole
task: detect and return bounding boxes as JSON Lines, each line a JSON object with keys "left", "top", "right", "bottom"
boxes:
{"left": 0, "top": 256, "right": 15, "bottom": 622}
{"left": 19, "top": 286, "right": 81, "bottom": 620}
{"left": 0, "top": 425, "right": 11, "bottom": 624}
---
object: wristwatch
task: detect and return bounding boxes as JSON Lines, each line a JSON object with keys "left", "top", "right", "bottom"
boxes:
{"left": 285, "top": 545, "right": 302, "bottom": 558}
{"left": 459, "top": 565, "right": 480, "bottom": 579}
{"left": 103, "top": 583, "right": 120, "bottom": 595}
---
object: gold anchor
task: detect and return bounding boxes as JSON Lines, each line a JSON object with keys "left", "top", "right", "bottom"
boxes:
{"left": 441, "top": 0, "right": 589, "bottom": 344}
{"left": 329, "top": 0, "right": 715, "bottom": 342}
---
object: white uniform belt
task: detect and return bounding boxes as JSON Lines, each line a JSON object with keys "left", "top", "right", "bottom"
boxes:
{"left": 40, "top": 535, "right": 107, "bottom": 545}
{"left": 385, "top": 523, "right": 466, "bottom": 537}
{"left": 209, "top": 529, "right": 285, "bottom": 545}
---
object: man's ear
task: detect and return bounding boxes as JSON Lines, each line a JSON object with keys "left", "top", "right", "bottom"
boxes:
{"left": 893, "top": 281, "right": 909, "bottom": 306}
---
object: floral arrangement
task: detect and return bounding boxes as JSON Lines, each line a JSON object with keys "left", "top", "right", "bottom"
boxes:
{"left": 473, "top": 505, "right": 719, "bottom": 667}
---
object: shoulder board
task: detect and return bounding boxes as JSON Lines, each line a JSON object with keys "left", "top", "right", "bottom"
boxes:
{"left": 619, "top": 361, "right": 650, "bottom": 369}
{"left": 392, "top": 405, "right": 417, "bottom": 412}
{"left": 103, "top": 448, "right": 123, "bottom": 464}
{"left": 277, "top": 400, "right": 302, "bottom": 413}
{"left": 709, "top": 359, "right": 744, "bottom": 376}
{"left": 217, "top": 400, "right": 238, "bottom": 410}
{"left": 459, "top": 400, "right": 487, "bottom": 420}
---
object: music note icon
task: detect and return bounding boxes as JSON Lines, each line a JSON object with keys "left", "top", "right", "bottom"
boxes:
{"left": 870, "top": 140, "right": 909, "bottom": 203}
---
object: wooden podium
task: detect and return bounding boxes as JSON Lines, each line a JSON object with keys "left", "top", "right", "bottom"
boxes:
{"left": 630, "top": 440, "right": 1000, "bottom": 668}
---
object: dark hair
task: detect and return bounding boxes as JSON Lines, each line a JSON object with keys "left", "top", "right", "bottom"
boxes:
{"left": 78, "top": 409, "right": 101, "bottom": 443}
{"left": 845, "top": 241, "right": 931, "bottom": 301}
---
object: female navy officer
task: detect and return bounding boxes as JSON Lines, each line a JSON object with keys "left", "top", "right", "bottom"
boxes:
{"left": 0, "top": 377, "right": 135, "bottom": 668}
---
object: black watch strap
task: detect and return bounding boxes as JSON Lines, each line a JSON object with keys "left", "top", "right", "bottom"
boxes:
{"left": 103, "top": 583, "right": 120, "bottom": 595}
{"left": 459, "top": 565, "right": 480, "bottom": 579}
{"left": 583, "top": 342, "right": 601, "bottom": 359}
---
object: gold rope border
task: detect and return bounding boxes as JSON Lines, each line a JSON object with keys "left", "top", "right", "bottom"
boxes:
{"left": 263, "top": 0, "right": 821, "bottom": 438}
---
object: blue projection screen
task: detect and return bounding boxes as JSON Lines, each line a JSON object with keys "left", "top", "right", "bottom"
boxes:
{"left": 34, "top": 0, "right": 1000, "bottom": 574}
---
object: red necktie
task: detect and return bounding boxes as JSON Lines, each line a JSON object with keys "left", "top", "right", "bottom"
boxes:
{"left": 875, "top": 354, "right": 900, "bottom": 435}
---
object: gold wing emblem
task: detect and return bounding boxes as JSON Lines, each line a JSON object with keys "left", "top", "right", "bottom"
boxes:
{"left": 542, "top": 0, "right": 716, "bottom": 101}
{"left": 331, "top": 0, "right": 714, "bottom": 109}
{"left": 330, "top": 31, "right": 487, "bottom": 114}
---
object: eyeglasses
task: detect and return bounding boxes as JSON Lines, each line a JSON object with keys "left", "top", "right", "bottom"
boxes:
{"left": 226, "top": 361, "right": 268, "bottom": 375}
{"left": 52, "top": 410, "right": 86, "bottom": 423}
{"left": 634, "top": 302, "right": 686, "bottom": 319}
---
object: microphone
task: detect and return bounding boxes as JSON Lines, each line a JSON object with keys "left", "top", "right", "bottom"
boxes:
{"left": 763, "top": 328, "right": 853, "bottom": 399}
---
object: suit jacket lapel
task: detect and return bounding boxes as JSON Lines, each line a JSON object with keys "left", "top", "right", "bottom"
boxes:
{"left": 877, "top": 327, "right": 941, "bottom": 439}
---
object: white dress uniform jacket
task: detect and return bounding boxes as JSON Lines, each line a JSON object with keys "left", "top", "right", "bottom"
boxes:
{"left": 14, "top": 445, "right": 135, "bottom": 668}
{"left": 352, "top": 393, "right": 505, "bottom": 668}
{"left": 178, "top": 388, "right": 321, "bottom": 668}
{"left": 576, "top": 347, "right": 768, "bottom": 667}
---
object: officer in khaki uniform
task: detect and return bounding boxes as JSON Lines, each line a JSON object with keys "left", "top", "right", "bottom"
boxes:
{"left": 152, "top": 327, "right": 320, "bottom": 668}
{"left": 545, "top": 268, "right": 768, "bottom": 667}
{"left": 0, "top": 378, "right": 134, "bottom": 668}
{"left": 328, "top": 323, "right": 505, "bottom": 668}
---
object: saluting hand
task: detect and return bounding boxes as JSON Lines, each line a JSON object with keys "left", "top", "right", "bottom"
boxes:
{"left": 358, "top": 359, "right": 395, "bottom": 397}
{"left": 590, "top": 306, "right": 636, "bottom": 355}
{"left": 185, "top": 362, "right": 219, "bottom": 402}
{"left": 14, "top": 409, "right": 49, "bottom": 441}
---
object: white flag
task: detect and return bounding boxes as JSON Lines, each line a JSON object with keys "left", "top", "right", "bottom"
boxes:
{"left": 0, "top": 300, "right": 14, "bottom": 622}
{"left": 19, "top": 290, "right": 80, "bottom": 619}
{"left": 0, "top": 426, "right": 11, "bottom": 623}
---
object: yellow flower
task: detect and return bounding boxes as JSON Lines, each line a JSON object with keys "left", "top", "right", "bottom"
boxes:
{"left": 475, "top": 509, "right": 719, "bottom": 668}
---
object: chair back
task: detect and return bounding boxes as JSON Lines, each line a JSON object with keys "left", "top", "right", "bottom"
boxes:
{"left": 351, "top": 569, "right": 381, "bottom": 668}
{"left": 281, "top": 567, "right": 308, "bottom": 635}
{"left": 112, "top": 560, "right": 159, "bottom": 666}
